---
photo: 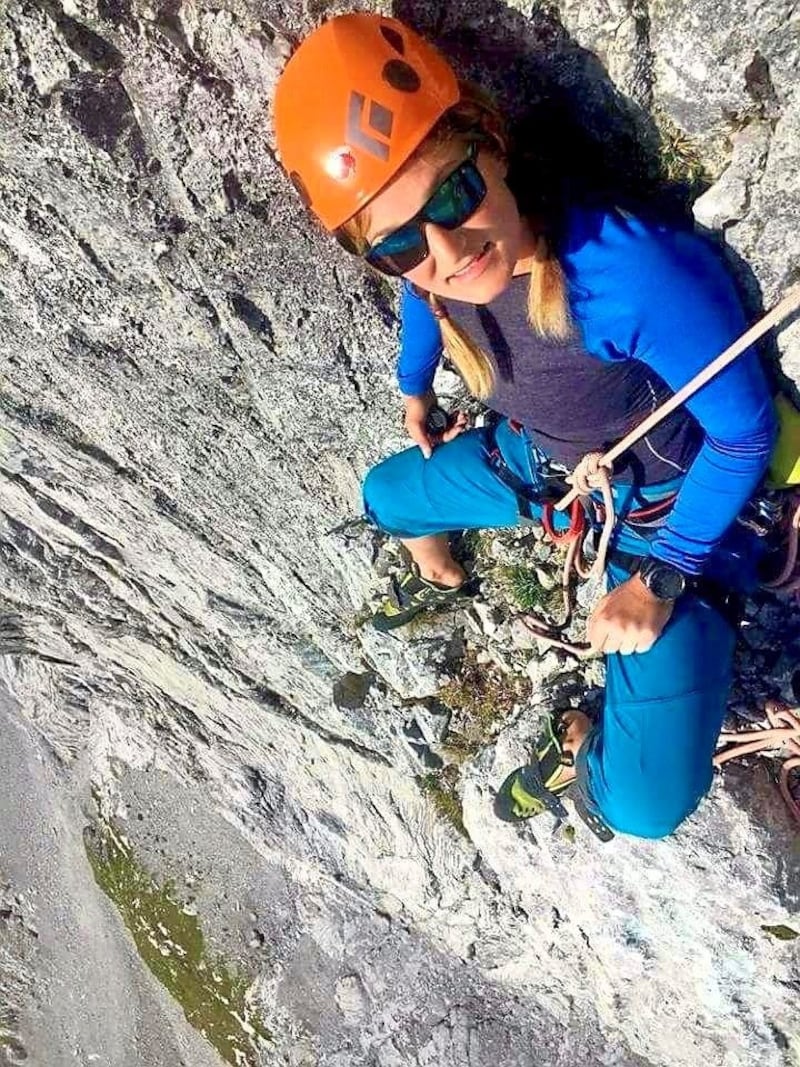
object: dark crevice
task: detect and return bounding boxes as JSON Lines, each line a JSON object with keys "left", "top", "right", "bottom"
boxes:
{"left": 35, "top": 0, "right": 124, "bottom": 72}
{"left": 9, "top": 22, "right": 40, "bottom": 99}
{"left": 228, "top": 293, "right": 275, "bottom": 347}
{"left": 66, "top": 328, "right": 142, "bottom": 377}
{"left": 222, "top": 169, "right": 247, "bottom": 211}
{"left": 96, "top": 0, "right": 135, "bottom": 29}
{"left": 744, "top": 51, "right": 781, "bottom": 118}
{"left": 75, "top": 235, "right": 117, "bottom": 281}
{"left": 626, "top": 0, "right": 655, "bottom": 111}
{"left": 58, "top": 72, "right": 148, "bottom": 167}
{"left": 1, "top": 468, "right": 126, "bottom": 565}
{"left": 0, "top": 396, "right": 133, "bottom": 478}
{"left": 333, "top": 343, "right": 368, "bottom": 410}
{"left": 361, "top": 275, "right": 398, "bottom": 330}
{"left": 252, "top": 683, "right": 391, "bottom": 767}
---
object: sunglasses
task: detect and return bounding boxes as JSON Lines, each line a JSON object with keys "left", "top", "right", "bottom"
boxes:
{"left": 360, "top": 143, "right": 487, "bottom": 277}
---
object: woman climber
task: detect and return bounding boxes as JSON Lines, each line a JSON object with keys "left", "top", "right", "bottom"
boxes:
{"left": 273, "top": 12, "right": 779, "bottom": 840}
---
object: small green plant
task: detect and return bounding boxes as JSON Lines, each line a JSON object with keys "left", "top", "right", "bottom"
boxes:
{"left": 85, "top": 822, "right": 271, "bottom": 1066}
{"left": 498, "top": 562, "right": 563, "bottom": 614}
{"left": 439, "top": 649, "right": 531, "bottom": 754}
{"left": 417, "top": 766, "right": 468, "bottom": 838}
{"left": 761, "top": 924, "right": 799, "bottom": 941}
{"left": 653, "top": 110, "right": 708, "bottom": 192}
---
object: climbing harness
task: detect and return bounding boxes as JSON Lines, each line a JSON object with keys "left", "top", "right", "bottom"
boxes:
{"left": 486, "top": 426, "right": 679, "bottom": 655}
{"left": 514, "top": 285, "right": 800, "bottom": 657}
{"left": 713, "top": 701, "right": 800, "bottom": 827}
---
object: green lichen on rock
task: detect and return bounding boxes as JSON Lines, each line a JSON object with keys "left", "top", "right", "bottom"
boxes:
{"left": 761, "top": 923, "right": 799, "bottom": 941}
{"left": 417, "top": 767, "right": 468, "bottom": 839}
{"left": 84, "top": 821, "right": 271, "bottom": 1065}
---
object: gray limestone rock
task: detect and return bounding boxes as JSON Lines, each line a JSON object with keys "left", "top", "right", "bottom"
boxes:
{"left": 1, "top": 1, "right": 799, "bottom": 1065}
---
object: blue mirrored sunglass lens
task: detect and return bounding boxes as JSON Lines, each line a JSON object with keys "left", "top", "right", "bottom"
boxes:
{"left": 370, "top": 222, "right": 422, "bottom": 257}
{"left": 427, "top": 163, "right": 486, "bottom": 228}
{"left": 364, "top": 149, "right": 485, "bottom": 275}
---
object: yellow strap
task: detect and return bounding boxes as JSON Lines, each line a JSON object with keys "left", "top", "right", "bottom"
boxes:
{"left": 768, "top": 394, "right": 800, "bottom": 488}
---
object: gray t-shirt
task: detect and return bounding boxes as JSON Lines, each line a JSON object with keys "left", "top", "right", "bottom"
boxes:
{"left": 444, "top": 273, "right": 701, "bottom": 485}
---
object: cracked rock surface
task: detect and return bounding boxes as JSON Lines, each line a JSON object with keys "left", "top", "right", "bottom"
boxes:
{"left": 1, "top": 1, "right": 799, "bottom": 1065}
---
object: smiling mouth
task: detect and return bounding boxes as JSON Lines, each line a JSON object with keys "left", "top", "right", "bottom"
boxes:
{"left": 449, "top": 242, "right": 492, "bottom": 280}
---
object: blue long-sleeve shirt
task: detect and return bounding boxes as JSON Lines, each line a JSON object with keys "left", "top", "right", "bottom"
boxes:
{"left": 396, "top": 207, "right": 776, "bottom": 575}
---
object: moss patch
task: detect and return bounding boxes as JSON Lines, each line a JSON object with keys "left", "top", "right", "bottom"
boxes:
{"left": 439, "top": 649, "right": 531, "bottom": 756}
{"left": 85, "top": 821, "right": 271, "bottom": 1065}
{"left": 498, "top": 562, "right": 564, "bottom": 616}
{"left": 417, "top": 766, "right": 468, "bottom": 839}
{"left": 761, "top": 924, "right": 799, "bottom": 941}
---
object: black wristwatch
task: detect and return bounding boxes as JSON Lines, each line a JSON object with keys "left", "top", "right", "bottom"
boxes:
{"left": 638, "top": 557, "right": 689, "bottom": 601}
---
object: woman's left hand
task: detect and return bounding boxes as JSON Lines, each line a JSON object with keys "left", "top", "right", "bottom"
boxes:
{"left": 587, "top": 574, "right": 675, "bottom": 655}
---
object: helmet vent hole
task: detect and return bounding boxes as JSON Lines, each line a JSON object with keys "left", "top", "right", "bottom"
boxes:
{"left": 382, "top": 59, "right": 421, "bottom": 93}
{"left": 380, "top": 25, "right": 405, "bottom": 54}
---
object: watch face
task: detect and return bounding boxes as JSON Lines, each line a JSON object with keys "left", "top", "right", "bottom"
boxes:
{"left": 644, "top": 563, "right": 686, "bottom": 600}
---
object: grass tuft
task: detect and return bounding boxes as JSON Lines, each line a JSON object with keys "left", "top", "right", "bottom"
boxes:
{"left": 85, "top": 822, "right": 271, "bottom": 1065}
{"left": 654, "top": 111, "right": 709, "bottom": 192}
{"left": 439, "top": 649, "right": 531, "bottom": 755}
{"left": 497, "top": 562, "right": 563, "bottom": 614}
{"left": 417, "top": 766, "right": 468, "bottom": 838}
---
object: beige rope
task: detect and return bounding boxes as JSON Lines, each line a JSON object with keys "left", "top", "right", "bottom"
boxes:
{"left": 762, "top": 497, "right": 800, "bottom": 591}
{"left": 714, "top": 700, "right": 800, "bottom": 826}
{"left": 555, "top": 284, "right": 800, "bottom": 514}
{"left": 520, "top": 285, "right": 800, "bottom": 657}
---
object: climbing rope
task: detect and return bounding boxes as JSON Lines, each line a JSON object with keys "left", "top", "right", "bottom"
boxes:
{"left": 519, "top": 452, "right": 616, "bottom": 658}
{"left": 714, "top": 700, "right": 800, "bottom": 827}
{"left": 519, "top": 285, "right": 800, "bottom": 658}
{"left": 762, "top": 496, "right": 800, "bottom": 593}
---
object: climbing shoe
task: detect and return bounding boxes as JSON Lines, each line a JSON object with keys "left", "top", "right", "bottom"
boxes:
{"left": 494, "top": 712, "right": 574, "bottom": 822}
{"left": 371, "top": 567, "right": 472, "bottom": 632}
{"left": 494, "top": 711, "right": 614, "bottom": 842}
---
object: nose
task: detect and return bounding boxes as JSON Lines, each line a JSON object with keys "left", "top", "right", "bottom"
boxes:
{"left": 423, "top": 220, "right": 466, "bottom": 272}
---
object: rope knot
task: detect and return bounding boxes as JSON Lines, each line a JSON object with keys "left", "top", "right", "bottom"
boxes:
{"left": 568, "top": 451, "right": 613, "bottom": 496}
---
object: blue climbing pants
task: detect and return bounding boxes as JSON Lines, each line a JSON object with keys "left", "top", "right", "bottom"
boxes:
{"left": 363, "top": 419, "right": 744, "bottom": 839}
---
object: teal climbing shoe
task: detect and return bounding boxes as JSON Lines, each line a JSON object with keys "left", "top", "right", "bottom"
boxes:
{"left": 371, "top": 567, "right": 471, "bottom": 632}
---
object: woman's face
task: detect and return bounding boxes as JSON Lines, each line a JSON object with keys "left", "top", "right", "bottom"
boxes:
{"left": 363, "top": 139, "right": 533, "bottom": 304}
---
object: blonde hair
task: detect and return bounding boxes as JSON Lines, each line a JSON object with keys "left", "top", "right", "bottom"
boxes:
{"left": 340, "top": 83, "right": 571, "bottom": 400}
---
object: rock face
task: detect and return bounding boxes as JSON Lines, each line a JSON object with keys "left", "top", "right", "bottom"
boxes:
{"left": 0, "top": 2, "right": 799, "bottom": 1065}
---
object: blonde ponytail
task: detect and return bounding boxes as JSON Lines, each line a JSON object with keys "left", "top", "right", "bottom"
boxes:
{"left": 526, "top": 233, "right": 572, "bottom": 340}
{"left": 428, "top": 294, "right": 495, "bottom": 400}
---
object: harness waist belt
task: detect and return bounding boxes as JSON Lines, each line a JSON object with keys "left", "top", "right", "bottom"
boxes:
{"left": 486, "top": 421, "right": 678, "bottom": 526}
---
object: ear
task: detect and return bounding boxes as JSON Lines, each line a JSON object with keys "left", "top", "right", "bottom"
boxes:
{"left": 483, "top": 115, "right": 509, "bottom": 160}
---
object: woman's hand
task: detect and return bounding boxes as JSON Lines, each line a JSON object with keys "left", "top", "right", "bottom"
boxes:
{"left": 404, "top": 393, "right": 468, "bottom": 459}
{"left": 587, "top": 574, "right": 674, "bottom": 655}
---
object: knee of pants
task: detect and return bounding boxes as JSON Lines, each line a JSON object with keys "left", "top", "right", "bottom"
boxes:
{"left": 362, "top": 455, "right": 418, "bottom": 537}
{"left": 598, "top": 775, "right": 711, "bottom": 840}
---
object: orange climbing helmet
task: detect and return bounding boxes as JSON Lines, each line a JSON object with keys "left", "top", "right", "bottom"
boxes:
{"left": 273, "top": 13, "right": 460, "bottom": 232}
